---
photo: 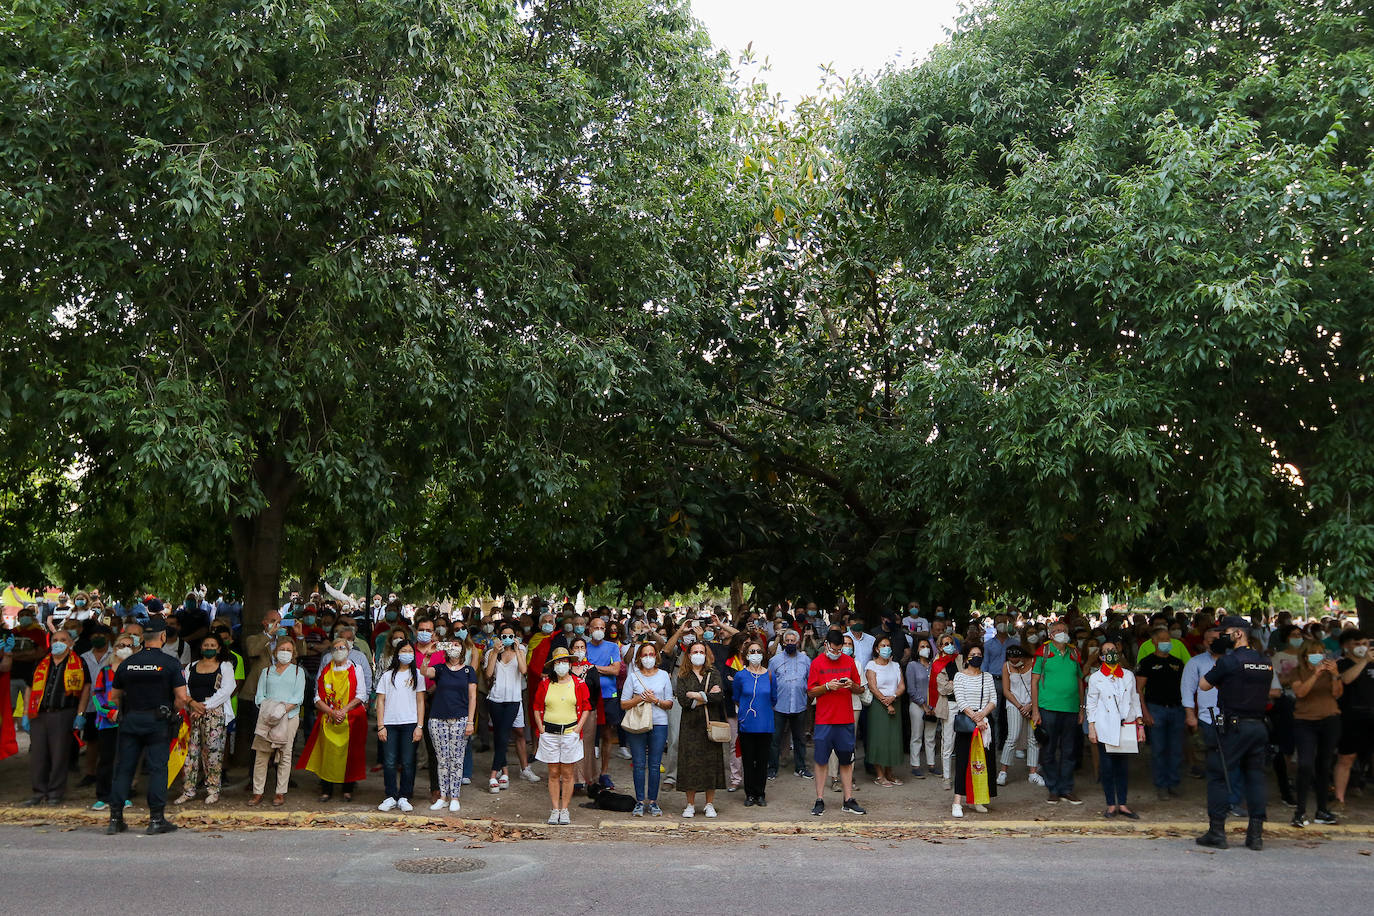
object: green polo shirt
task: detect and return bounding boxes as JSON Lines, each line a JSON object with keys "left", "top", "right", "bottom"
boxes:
{"left": 1032, "top": 643, "right": 1081, "bottom": 713}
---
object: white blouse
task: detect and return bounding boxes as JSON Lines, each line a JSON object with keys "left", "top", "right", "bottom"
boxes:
{"left": 1086, "top": 668, "right": 1142, "bottom": 747}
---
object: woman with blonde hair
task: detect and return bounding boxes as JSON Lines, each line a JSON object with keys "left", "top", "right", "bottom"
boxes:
{"left": 249, "top": 635, "right": 306, "bottom": 806}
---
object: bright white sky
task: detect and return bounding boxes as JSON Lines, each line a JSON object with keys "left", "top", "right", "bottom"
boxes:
{"left": 689, "top": 0, "right": 967, "bottom": 105}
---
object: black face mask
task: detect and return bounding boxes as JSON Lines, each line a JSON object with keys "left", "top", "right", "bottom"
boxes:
{"left": 1212, "top": 635, "right": 1234, "bottom": 654}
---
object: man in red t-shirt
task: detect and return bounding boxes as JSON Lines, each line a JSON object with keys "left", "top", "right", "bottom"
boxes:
{"left": 806, "top": 630, "right": 866, "bottom": 817}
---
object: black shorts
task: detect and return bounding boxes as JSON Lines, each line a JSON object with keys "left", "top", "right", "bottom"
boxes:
{"left": 1339, "top": 713, "right": 1374, "bottom": 756}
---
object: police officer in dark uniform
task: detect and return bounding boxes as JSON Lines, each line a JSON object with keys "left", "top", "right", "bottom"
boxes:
{"left": 1197, "top": 615, "right": 1279, "bottom": 851}
{"left": 105, "top": 618, "right": 190, "bottom": 836}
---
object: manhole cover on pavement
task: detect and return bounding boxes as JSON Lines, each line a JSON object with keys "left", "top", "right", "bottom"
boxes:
{"left": 393, "top": 857, "right": 486, "bottom": 874}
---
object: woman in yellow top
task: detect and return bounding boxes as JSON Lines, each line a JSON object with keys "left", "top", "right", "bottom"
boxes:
{"left": 533, "top": 647, "right": 591, "bottom": 825}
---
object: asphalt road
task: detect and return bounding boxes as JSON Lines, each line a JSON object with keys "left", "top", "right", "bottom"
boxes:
{"left": 3, "top": 825, "right": 1369, "bottom": 913}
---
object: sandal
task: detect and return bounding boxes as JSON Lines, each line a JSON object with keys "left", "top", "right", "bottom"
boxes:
{"left": 272, "top": 794, "right": 285, "bottom": 807}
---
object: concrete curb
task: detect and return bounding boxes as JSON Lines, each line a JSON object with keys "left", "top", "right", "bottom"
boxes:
{"left": 2, "top": 805, "right": 1371, "bottom": 840}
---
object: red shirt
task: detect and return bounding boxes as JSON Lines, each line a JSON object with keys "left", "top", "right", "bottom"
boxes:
{"left": 808, "top": 653, "right": 860, "bottom": 725}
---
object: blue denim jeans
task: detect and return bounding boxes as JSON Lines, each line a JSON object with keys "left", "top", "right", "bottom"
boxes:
{"left": 625, "top": 724, "right": 668, "bottom": 803}
{"left": 381, "top": 722, "right": 417, "bottom": 801}
{"left": 1146, "top": 703, "right": 1184, "bottom": 788}
{"left": 1097, "top": 743, "right": 1130, "bottom": 806}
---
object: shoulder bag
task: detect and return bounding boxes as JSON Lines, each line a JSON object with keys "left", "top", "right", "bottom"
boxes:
{"left": 702, "top": 671, "right": 732, "bottom": 744}
{"left": 621, "top": 667, "right": 654, "bottom": 734}
{"left": 952, "top": 673, "right": 984, "bottom": 734}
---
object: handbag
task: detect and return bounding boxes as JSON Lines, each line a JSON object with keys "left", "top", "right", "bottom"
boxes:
{"left": 621, "top": 667, "right": 654, "bottom": 734}
{"left": 702, "top": 672, "right": 731, "bottom": 744}
{"left": 952, "top": 673, "right": 984, "bottom": 734}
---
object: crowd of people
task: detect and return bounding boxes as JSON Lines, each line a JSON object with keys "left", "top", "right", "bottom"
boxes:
{"left": 2, "top": 589, "right": 1369, "bottom": 833}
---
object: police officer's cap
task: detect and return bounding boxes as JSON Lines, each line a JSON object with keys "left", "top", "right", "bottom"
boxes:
{"left": 1218, "top": 615, "right": 1250, "bottom": 630}
{"left": 143, "top": 618, "right": 169, "bottom": 635}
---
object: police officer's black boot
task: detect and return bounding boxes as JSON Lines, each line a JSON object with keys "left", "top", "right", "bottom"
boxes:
{"left": 1195, "top": 818, "right": 1229, "bottom": 849}
{"left": 146, "top": 809, "right": 179, "bottom": 835}
{"left": 1244, "top": 816, "right": 1263, "bottom": 851}
{"left": 105, "top": 813, "right": 127, "bottom": 835}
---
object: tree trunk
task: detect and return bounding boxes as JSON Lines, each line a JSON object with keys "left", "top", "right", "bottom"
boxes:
{"left": 730, "top": 577, "right": 744, "bottom": 615}
{"left": 1358, "top": 595, "right": 1373, "bottom": 634}
{"left": 229, "top": 457, "right": 298, "bottom": 629}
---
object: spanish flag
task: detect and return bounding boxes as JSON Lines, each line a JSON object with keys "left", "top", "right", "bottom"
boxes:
{"left": 0, "top": 672, "right": 17, "bottom": 762}
{"left": 167, "top": 710, "right": 191, "bottom": 787}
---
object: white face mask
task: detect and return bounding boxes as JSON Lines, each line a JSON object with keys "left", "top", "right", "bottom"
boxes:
{"left": 825, "top": 649, "right": 841, "bottom": 660}
{"left": 591, "top": 629, "right": 605, "bottom": 642}
{"left": 641, "top": 656, "right": 657, "bottom": 670}
{"left": 918, "top": 647, "right": 931, "bottom": 659}
{"left": 554, "top": 661, "right": 571, "bottom": 677}
{"left": 398, "top": 652, "right": 415, "bottom": 665}
{"left": 1354, "top": 645, "right": 1370, "bottom": 658}
{"left": 332, "top": 648, "right": 350, "bottom": 662}
{"left": 746, "top": 652, "right": 763, "bottom": 666}
{"left": 573, "top": 649, "right": 587, "bottom": 661}
{"left": 689, "top": 652, "right": 706, "bottom": 666}
{"left": 114, "top": 647, "right": 134, "bottom": 661}
{"left": 275, "top": 650, "right": 293, "bottom": 664}
{"left": 1052, "top": 631, "right": 1070, "bottom": 645}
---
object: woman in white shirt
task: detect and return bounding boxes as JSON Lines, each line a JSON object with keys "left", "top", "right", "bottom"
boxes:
{"left": 950, "top": 644, "right": 997, "bottom": 818}
{"left": 621, "top": 641, "right": 674, "bottom": 816}
{"left": 864, "top": 635, "right": 906, "bottom": 786}
{"left": 1086, "top": 640, "right": 1143, "bottom": 819}
{"left": 998, "top": 645, "right": 1042, "bottom": 787}
{"left": 375, "top": 646, "right": 426, "bottom": 812}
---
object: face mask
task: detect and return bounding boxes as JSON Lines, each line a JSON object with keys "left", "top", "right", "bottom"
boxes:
{"left": 1307, "top": 653, "right": 1325, "bottom": 666}
{"left": 967, "top": 655, "right": 983, "bottom": 668}
{"left": 562, "top": 622, "right": 573, "bottom": 633}
{"left": 642, "top": 655, "right": 658, "bottom": 669}
{"left": 746, "top": 652, "right": 763, "bottom": 666}
{"left": 483, "top": 623, "right": 495, "bottom": 634}
{"left": 275, "top": 650, "right": 293, "bottom": 664}
{"left": 574, "top": 625, "right": 585, "bottom": 635}
{"left": 1102, "top": 651, "right": 1120, "bottom": 665}
{"left": 398, "top": 651, "right": 415, "bottom": 665}
{"left": 129, "top": 635, "right": 142, "bottom": 647}
{"left": 114, "top": 647, "right": 134, "bottom": 660}
{"left": 784, "top": 643, "right": 799, "bottom": 655}
{"left": 301, "top": 614, "right": 316, "bottom": 626}
{"left": 878, "top": 646, "right": 893, "bottom": 660}
{"left": 942, "top": 644, "right": 957, "bottom": 655}
{"left": 702, "top": 630, "right": 715, "bottom": 642}
{"left": 51, "top": 643, "right": 69, "bottom": 656}
{"left": 573, "top": 649, "right": 587, "bottom": 661}
{"left": 1027, "top": 634, "right": 1041, "bottom": 644}
{"left": 1212, "top": 634, "right": 1233, "bottom": 654}
{"left": 1354, "top": 645, "right": 1370, "bottom": 658}
{"left": 849, "top": 623, "right": 863, "bottom": 633}
{"left": 919, "top": 647, "right": 931, "bottom": 659}
{"left": 554, "top": 661, "right": 571, "bottom": 677}
{"left": 1052, "top": 632, "right": 1070, "bottom": 645}
{"left": 75, "top": 599, "right": 87, "bottom": 608}
{"left": 417, "top": 631, "right": 432, "bottom": 643}
{"left": 453, "top": 628, "right": 468, "bottom": 641}
{"left": 92, "top": 636, "right": 108, "bottom": 650}
{"left": 690, "top": 652, "right": 706, "bottom": 666}
{"left": 501, "top": 636, "right": 516, "bottom": 647}
{"left": 591, "top": 629, "right": 605, "bottom": 642}
{"left": 1288, "top": 636, "right": 1304, "bottom": 649}
{"left": 184, "top": 600, "right": 195, "bottom": 611}
{"left": 1156, "top": 640, "right": 1171, "bottom": 652}
{"left": 1170, "top": 629, "right": 1182, "bottom": 638}
{"left": 841, "top": 646, "right": 854, "bottom": 656}
{"left": 541, "top": 623, "right": 554, "bottom": 634}
{"left": 201, "top": 647, "right": 219, "bottom": 659}
{"left": 1312, "top": 631, "right": 1325, "bottom": 641}
{"left": 995, "top": 623, "right": 1007, "bottom": 634}
{"left": 385, "top": 611, "right": 399, "bottom": 622}
{"left": 435, "top": 626, "right": 448, "bottom": 637}
{"left": 18, "top": 616, "right": 34, "bottom": 627}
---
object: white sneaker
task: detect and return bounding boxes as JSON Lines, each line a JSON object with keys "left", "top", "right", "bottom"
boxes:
{"left": 489, "top": 777, "right": 500, "bottom": 794}
{"left": 547, "top": 809, "right": 560, "bottom": 825}
{"left": 996, "top": 771, "right": 1008, "bottom": 787}
{"left": 397, "top": 798, "right": 413, "bottom": 812}
{"left": 682, "top": 804, "right": 695, "bottom": 818}
{"left": 618, "top": 747, "right": 632, "bottom": 759}
{"left": 498, "top": 773, "right": 510, "bottom": 790}
{"left": 378, "top": 797, "right": 398, "bottom": 812}
{"left": 974, "top": 804, "right": 988, "bottom": 813}
{"left": 703, "top": 803, "right": 717, "bottom": 818}
{"left": 951, "top": 803, "right": 963, "bottom": 818}
{"left": 462, "top": 777, "right": 471, "bottom": 785}
{"left": 430, "top": 798, "right": 448, "bottom": 811}
{"left": 449, "top": 799, "right": 461, "bottom": 813}
{"left": 1029, "top": 772, "right": 1046, "bottom": 787}
{"left": 520, "top": 766, "right": 541, "bottom": 783}
{"left": 558, "top": 808, "right": 570, "bottom": 825}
